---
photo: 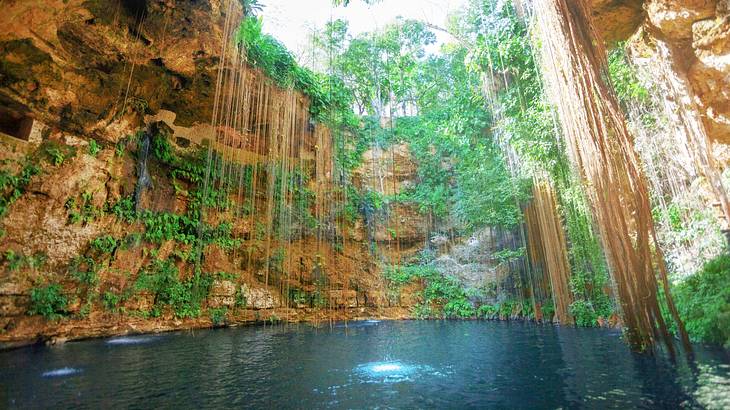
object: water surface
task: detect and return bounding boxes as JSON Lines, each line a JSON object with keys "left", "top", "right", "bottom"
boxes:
{"left": 1, "top": 321, "right": 729, "bottom": 408}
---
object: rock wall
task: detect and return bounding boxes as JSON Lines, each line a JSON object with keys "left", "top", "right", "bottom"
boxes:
{"left": 0, "top": 0, "right": 235, "bottom": 139}
{"left": 591, "top": 0, "right": 730, "bottom": 151}
{"left": 589, "top": 0, "right": 730, "bottom": 272}
{"left": 0, "top": 0, "right": 422, "bottom": 349}
{"left": 351, "top": 142, "right": 429, "bottom": 260}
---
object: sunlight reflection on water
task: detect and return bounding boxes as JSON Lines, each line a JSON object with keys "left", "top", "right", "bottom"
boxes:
{"left": 41, "top": 367, "right": 82, "bottom": 378}
{"left": 354, "top": 360, "right": 445, "bottom": 383}
{"left": 106, "top": 335, "right": 162, "bottom": 345}
{"left": 694, "top": 364, "right": 730, "bottom": 409}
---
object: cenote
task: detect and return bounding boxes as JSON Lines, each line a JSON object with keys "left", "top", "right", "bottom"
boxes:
{"left": 3, "top": 0, "right": 730, "bottom": 407}
{"left": 2, "top": 321, "right": 729, "bottom": 408}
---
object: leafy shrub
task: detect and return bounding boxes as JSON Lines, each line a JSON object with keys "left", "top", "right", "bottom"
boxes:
{"left": 65, "top": 191, "right": 101, "bottom": 225}
{"left": 2, "top": 250, "right": 46, "bottom": 271}
{"left": 69, "top": 256, "right": 99, "bottom": 287}
{"left": 28, "top": 284, "right": 68, "bottom": 320}
{"left": 107, "top": 195, "right": 136, "bottom": 223}
{"left": 477, "top": 304, "right": 497, "bottom": 319}
{"left": 542, "top": 301, "right": 555, "bottom": 321}
{"left": 140, "top": 211, "right": 197, "bottom": 245}
{"left": 45, "top": 147, "right": 65, "bottom": 166}
{"left": 569, "top": 299, "right": 599, "bottom": 327}
{"left": 672, "top": 254, "right": 730, "bottom": 347}
{"left": 498, "top": 300, "right": 516, "bottom": 318}
{"left": 88, "top": 139, "right": 100, "bottom": 157}
{"left": 102, "top": 291, "right": 121, "bottom": 311}
{"left": 522, "top": 301, "right": 534, "bottom": 320}
{"left": 90, "top": 235, "right": 118, "bottom": 254}
{"left": 242, "top": 0, "right": 263, "bottom": 16}
{"left": 443, "top": 298, "right": 475, "bottom": 318}
{"left": 235, "top": 16, "right": 355, "bottom": 123}
{"left": 42, "top": 141, "right": 76, "bottom": 166}
{"left": 0, "top": 163, "right": 40, "bottom": 218}
{"left": 414, "top": 268, "right": 477, "bottom": 319}
{"left": 608, "top": 44, "right": 649, "bottom": 107}
{"left": 135, "top": 258, "right": 213, "bottom": 318}
{"left": 568, "top": 270, "right": 613, "bottom": 327}
{"left": 115, "top": 139, "right": 127, "bottom": 157}
{"left": 492, "top": 247, "right": 525, "bottom": 263}
{"left": 209, "top": 307, "right": 228, "bottom": 326}
{"left": 235, "top": 287, "right": 247, "bottom": 308}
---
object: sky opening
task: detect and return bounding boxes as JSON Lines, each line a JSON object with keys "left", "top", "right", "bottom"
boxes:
{"left": 259, "top": 0, "right": 468, "bottom": 66}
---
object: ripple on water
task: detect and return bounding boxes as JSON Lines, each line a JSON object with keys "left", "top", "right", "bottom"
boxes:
{"left": 42, "top": 367, "right": 82, "bottom": 378}
{"left": 335, "top": 320, "right": 381, "bottom": 328}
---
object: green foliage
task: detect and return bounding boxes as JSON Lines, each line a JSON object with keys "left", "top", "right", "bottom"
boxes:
{"left": 45, "top": 147, "right": 65, "bottom": 166}
{"left": 492, "top": 247, "right": 525, "bottom": 263}
{"left": 140, "top": 211, "right": 198, "bottom": 245}
{"left": 2, "top": 250, "right": 46, "bottom": 272}
{"left": 241, "top": 0, "right": 263, "bottom": 16}
{"left": 102, "top": 291, "right": 122, "bottom": 311}
{"left": 498, "top": 300, "right": 517, "bottom": 318}
{"left": 652, "top": 203, "right": 684, "bottom": 233}
{"left": 28, "top": 284, "right": 68, "bottom": 320}
{"left": 88, "top": 139, "right": 101, "bottom": 157}
{"left": 236, "top": 17, "right": 355, "bottom": 123}
{"left": 150, "top": 131, "right": 208, "bottom": 184}
{"left": 476, "top": 300, "right": 524, "bottom": 320}
{"left": 90, "top": 235, "right": 118, "bottom": 254}
{"left": 0, "top": 163, "right": 40, "bottom": 218}
{"left": 107, "top": 195, "right": 136, "bottom": 223}
{"left": 289, "top": 289, "right": 308, "bottom": 306}
{"left": 151, "top": 132, "right": 176, "bottom": 165}
{"left": 418, "top": 267, "right": 476, "bottom": 319}
{"left": 477, "top": 304, "right": 497, "bottom": 318}
{"left": 332, "top": 0, "right": 381, "bottom": 6}
{"left": 385, "top": 264, "right": 440, "bottom": 285}
{"left": 443, "top": 298, "right": 475, "bottom": 318}
{"left": 235, "top": 287, "right": 248, "bottom": 308}
{"left": 209, "top": 307, "right": 228, "bottom": 326}
{"left": 268, "top": 247, "right": 286, "bottom": 274}
{"left": 568, "top": 270, "right": 613, "bottom": 327}
{"left": 451, "top": 143, "right": 528, "bottom": 229}
{"left": 69, "top": 256, "right": 99, "bottom": 287}
{"left": 569, "top": 300, "right": 599, "bottom": 327}
{"left": 65, "top": 191, "right": 101, "bottom": 225}
{"left": 384, "top": 264, "right": 479, "bottom": 317}
{"left": 115, "top": 139, "right": 127, "bottom": 157}
{"left": 42, "top": 141, "right": 76, "bottom": 166}
{"left": 135, "top": 258, "right": 213, "bottom": 318}
{"left": 359, "top": 189, "right": 385, "bottom": 215}
{"left": 671, "top": 254, "right": 730, "bottom": 347}
{"left": 459, "top": 0, "right": 565, "bottom": 175}
{"left": 608, "top": 44, "right": 650, "bottom": 107}
{"left": 542, "top": 301, "right": 555, "bottom": 321}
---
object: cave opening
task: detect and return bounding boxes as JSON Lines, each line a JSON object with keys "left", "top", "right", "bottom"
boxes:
{"left": 0, "top": 107, "right": 34, "bottom": 141}
{"left": 121, "top": 0, "right": 148, "bottom": 20}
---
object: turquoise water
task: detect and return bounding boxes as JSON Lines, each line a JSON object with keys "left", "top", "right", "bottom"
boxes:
{"left": 1, "top": 320, "right": 728, "bottom": 408}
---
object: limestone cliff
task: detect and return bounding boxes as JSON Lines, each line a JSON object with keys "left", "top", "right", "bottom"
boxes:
{"left": 591, "top": 0, "right": 730, "bottom": 149}
{"left": 0, "top": 0, "right": 422, "bottom": 349}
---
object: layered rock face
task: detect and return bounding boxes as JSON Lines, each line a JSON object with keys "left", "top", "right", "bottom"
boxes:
{"left": 592, "top": 0, "right": 730, "bottom": 147}
{"left": 0, "top": 0, "right": 422, "bottom": 348}
{"left": 0, "top": 0, "right": 230, "bottom": 137}
{"left": 352, "top": 143, "right": 428, "bottom": 259}
{"left": 644, "top": 0, "right": 730, "bottom": 146}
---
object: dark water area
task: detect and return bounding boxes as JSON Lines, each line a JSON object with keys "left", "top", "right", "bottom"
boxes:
{"left": 1, "top": 320, "right": 729, "bottom": 409}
